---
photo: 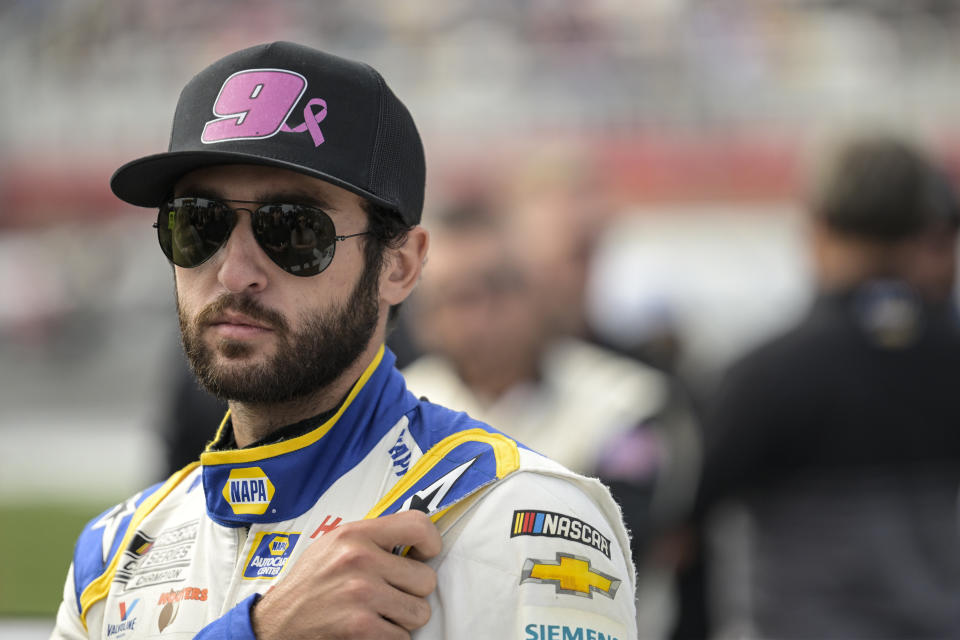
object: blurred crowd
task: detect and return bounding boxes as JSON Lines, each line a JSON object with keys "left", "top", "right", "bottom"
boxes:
{"left": 5, "top": 1, "right": 960, "bottom": 638}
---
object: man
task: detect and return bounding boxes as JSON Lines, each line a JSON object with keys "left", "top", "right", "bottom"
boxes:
{"left": 403, "top": 189, "right": 700, "bottom": 638}
{"left": 695, "top": 135, "right": 960, "bottom": 639}
{"left": 52, "top": 42, "right": 637, "bottom": 639}
{"left": 405, "top": 192, "right": 698, "bottom": 539}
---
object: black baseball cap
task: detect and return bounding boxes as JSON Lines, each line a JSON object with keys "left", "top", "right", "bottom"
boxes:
{"left": 111, "top": 41, "right": 425, "bottom": 225}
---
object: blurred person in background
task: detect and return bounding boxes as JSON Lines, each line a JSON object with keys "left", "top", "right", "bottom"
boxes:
{"left": 694, "top": 134, "right": 960, "bottom": 639}
{"left": 403, "top": 176, "right": 700, "bottom": 638}
{"left": 504, "top": 148, "right": 608, "bottom": 341}
{"left": 52, "top": 42, "right": 638, "bottom": 639}
{"left": 158, "top": 348, "right": 227, "bottom": 475}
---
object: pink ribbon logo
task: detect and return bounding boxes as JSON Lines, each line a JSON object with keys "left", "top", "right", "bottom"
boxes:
{"left": 281, "top": 98, "right": 327, "bottom": 147}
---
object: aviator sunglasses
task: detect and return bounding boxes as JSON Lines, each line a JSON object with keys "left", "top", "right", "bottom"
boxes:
{"left": 155, "top": 197, "right": 370, "bottom": 276}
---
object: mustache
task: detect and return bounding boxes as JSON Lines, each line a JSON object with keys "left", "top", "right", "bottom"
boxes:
{"left": 196, "top": 293, "right": 289, "bottom": 335}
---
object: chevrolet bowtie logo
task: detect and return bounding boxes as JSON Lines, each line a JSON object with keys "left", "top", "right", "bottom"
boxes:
{"left": 520, "top": 552, "right": 621, "bottom": 599}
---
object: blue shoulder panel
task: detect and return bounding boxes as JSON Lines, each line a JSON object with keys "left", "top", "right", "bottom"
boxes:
{"left": 374, "top": 439, "right": 503, "bottom": 517}
{"left": 366, "top": 401, "right": 527, "bottom": 520}
{"left": 72, "top": 482, "right": 163, "bottom": 613}
{"left": 407, "top": 400, "right": 533, "bottom": 452}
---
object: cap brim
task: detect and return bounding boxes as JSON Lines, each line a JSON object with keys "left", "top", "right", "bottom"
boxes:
{"left": 110, "top": 150, "right": 397, "bottom": 211}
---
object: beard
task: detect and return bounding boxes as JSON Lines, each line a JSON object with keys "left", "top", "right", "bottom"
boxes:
{"left": 178, "top": 261, "right": 380, "bottom": 404}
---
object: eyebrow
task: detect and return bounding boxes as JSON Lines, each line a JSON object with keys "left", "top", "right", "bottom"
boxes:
{"left": 173, "top": 185, "right": 338, "bottom": 213}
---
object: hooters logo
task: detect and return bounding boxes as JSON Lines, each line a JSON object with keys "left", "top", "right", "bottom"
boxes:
{"left": 156, "top": 587, "right": 208, "bottom": 633}
{"left": 201, "top": 69, "right": 327, "bottom": 147}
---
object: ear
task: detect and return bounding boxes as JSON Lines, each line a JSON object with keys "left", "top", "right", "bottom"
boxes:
{"left": 380, "top": 226, "right": 430, "bottom": 306}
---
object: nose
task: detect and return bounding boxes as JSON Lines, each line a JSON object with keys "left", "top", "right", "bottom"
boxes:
{"left": 215, "top": 211, "right": 270, "bottom": 294}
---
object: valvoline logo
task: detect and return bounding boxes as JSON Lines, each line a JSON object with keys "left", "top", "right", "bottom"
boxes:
{"left": 119, "top": 599, "right": 138, "bottom": 621}
{"left": 222, "top": 467, "right": 275, "bottom": 515}
{"left": 243, "top": 532, "right": 301, "bottom": 580}
{"left": 106, "top": 599, "right": 139, "bottom": 637}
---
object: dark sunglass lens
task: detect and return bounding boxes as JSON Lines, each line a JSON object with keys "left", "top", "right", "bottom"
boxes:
{"left": 158, "top": 198, "right": 233, "bottom": 268}
{"left": 253, "top": 204, "right": 337, "bottom": 276}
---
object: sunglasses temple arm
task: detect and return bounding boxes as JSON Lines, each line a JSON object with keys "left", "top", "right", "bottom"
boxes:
{"left": 335, "top": 231, "right": 373, "bottom": 242}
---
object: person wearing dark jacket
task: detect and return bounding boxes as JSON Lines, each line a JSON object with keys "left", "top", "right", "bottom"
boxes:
{"left": 696, "top": 135, "right": 960, "bottom": 639}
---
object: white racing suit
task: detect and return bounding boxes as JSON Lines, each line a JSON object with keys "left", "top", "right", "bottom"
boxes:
{"left": 53, "top": 346, "right": 637, "bottom": 639}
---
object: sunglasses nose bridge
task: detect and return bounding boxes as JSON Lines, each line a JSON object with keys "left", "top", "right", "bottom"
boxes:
{"left": 229, "top": 205, "right": 257, "bottom": 218}
{"left": 223, "top": 208, "right": 261, "bottom": 250}
{"left": 213, "top": 210, "right": 275, "bottom": 292}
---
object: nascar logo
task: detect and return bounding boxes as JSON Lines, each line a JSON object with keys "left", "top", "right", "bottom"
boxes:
{"left": 221, "top": 467, "right": 275, "bottom": 515}
{"left": 511, "top": 510, "right": 611, "bottom": 559}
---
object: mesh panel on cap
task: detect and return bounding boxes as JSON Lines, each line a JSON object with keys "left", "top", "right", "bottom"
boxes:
{"left": 368, "top": 72, "right": 424, "bottom": 225}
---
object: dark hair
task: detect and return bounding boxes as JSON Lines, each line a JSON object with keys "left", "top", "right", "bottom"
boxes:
{"left": 813, "top": 136, "right": 960, "bottom": 241}
{"left": 361, "top": 201, "right": 412, "bottom": 325}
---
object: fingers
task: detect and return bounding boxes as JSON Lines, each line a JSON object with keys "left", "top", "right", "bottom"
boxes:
{"left": 379, "top": 553, "right": 438, "bottom": 598}
{"left": 341, "top": 576, "right": 433, "bottom": 632}
{"left": 365, "top": 510, "right": 443, "bottom": 561}
{"left": 381, "top": 587, "right": 432, "bottom": 632}
{"left": 318, "top": 536, "right": 437, "bottom": 598}
{"left": 251, "top": 511, "right": 441, "bottom": 639}
{"left": 283, "top": 605, "right": 413, "bottom": 640}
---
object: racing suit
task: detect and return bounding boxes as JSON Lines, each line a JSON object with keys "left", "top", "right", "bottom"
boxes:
{"left": 52, "top": 346, "right": 637, "bottom": 639}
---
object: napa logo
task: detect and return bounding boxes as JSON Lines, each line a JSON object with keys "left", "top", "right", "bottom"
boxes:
{"left": 243, "top": 532, "right": 301, "bottom": 580}
{"left": 222, "top": 467, "right": 275, "bottom": 515}
{"left": 269, "top": 536, "right": 290, "bottom": 555}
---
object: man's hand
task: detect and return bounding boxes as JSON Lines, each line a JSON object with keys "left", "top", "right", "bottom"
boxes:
{"left": 251, "top": 510, "right": 442, "bottom": 639}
